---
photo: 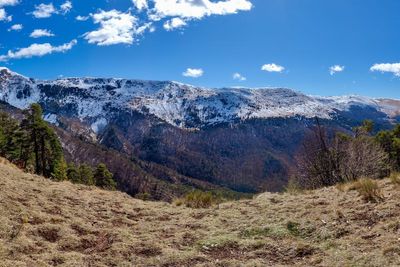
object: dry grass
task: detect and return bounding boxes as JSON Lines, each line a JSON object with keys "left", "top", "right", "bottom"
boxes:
{"left": 0, "top": 159, "right": 399, "bottom": 266}
{"left": 353, "top": 178, "right": 384, "bottom": 202}
{"left": 389, "top": 172, "right": 400, "bottom": 186}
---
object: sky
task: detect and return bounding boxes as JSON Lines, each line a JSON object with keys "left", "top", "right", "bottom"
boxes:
{"left": 0, "top": 0, "right": 400, "bottom": 98}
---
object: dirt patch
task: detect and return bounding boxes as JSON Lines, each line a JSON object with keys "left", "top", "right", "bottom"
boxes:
{"left": 37, "top": 226, "right": 61, "bottom": 243}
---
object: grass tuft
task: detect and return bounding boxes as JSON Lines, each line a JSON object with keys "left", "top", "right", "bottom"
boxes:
{"left": 389, "top": 172, "right": 400, "bottom": 186}
{"left": 353, "top": 178, "right": 383, "bottom": 202}
{"left": 175, "top": 190, "right": 221, "bottom": 208}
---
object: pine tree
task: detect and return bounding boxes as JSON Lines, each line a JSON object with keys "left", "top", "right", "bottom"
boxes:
{"left": 20, "top": 103, "right": 66, "bottom": 178}
{"left": 78, "top": 164, "right": 95, "bottom": 185}
{"left": 67, "top": 163, "right": 80, "bottom": 183}
{"left": 94, "top": 163, "right": 116, "bottom": 190}
{"left": 52, "top": 158, "right": 67, "bottom": 181}
{"left": 0, "top": 112, "right": 21, "bottom": 161}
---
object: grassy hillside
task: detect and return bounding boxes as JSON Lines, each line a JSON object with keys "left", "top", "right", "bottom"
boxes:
{"left": 0, "top": 158, "right": 399, "bottom": 266}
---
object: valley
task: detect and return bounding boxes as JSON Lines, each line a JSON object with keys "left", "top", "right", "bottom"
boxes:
{"left": 1, "top": 67, "right": 400, "bottom": 199}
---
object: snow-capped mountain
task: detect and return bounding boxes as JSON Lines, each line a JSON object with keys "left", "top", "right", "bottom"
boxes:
{"left": 2, "top": 67, "right": 400, "bottom": 194}
{"left": 1, "top": 67, "right": 399, "bottom": 132}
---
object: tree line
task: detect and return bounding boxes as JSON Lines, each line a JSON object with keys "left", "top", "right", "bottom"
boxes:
{"left": 0, "top": 103, "right": 116, "bottom": 190}
{"left": 295, "top": 119, "right": 399, "bottom": 189}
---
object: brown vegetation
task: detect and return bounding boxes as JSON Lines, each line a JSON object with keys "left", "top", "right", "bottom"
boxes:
{"left": 1, "top": 159, "right": 400, "bottom": 266}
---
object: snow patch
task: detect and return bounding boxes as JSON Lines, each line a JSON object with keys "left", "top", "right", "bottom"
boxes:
{"left": 43, "top": 113, "right": 59, "bottom": 125}
{"left": 91, "top": 118, "right": 108, "bottom": 134}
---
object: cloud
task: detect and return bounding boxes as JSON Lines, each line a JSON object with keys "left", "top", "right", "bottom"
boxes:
{"left": 261, "top": 63, "right": 285, "bottom": 73}
{"left": 8, "top": 23, "right": 22, "bottom": 31}
{"left": 30, "top": 29, "right": 55, "bottom": 38}
{"left": 151, "top": 0, "right": 253, "bottom": 20}
{"left": 329, "top": 65, "right": 345, "bottom": 75}
{"left": 0, "top": 39, "right": 77, "bottom": 61}
{"left": 132, "top": 0, "right": 148, "bottom": 11}
{"left": 233, "top": 72, "right": 246, "bottom": 81}
{"left": 130, "top": 0, "right": 252, "bottom": 33}
{"left": 33, "top": 3, "right": 57, "bottom": 18}
{"left": 136, "top": 22, "right": 154, "bottom": 35}
{"left": 0, "top": 8, "right": 12, "bottom": 21}
{"left": 60, "top": 1, "right": 72, "bottom": 14}
{"left": 0, "top": 0, "right": 18, "bottom": 7}
{"left": 84, "top": 10, "right": 139, "bottom": 46}
{"left": 76, "top": 15, "right": 89, "bottom": 21}
{"left": 182, "top": 68, "right": 203, "bottom": 78}
{"left": 370, "top": 63, "right": 400, "bottom": 77}
{"left": 163, "top": 17, "right": 186, "bottom": 31}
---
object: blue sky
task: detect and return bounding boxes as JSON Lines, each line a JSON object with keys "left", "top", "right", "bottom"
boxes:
{"left": 1, "top": 0, "right": 400, "bottom": 98}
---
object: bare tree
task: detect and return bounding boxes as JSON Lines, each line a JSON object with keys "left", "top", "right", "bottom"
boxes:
{"left": 295, "top": 119, "right": 342, "bottom": 189}
{"left": 295, "top": 119, "right": 389, "bottom": 189}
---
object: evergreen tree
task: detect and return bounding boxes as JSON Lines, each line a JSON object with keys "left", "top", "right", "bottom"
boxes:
{"left": 20, "top": 103, "right": 66, "bottom": 178}
{"left": 0, "top": 112, "right": 22, "bottom": 161}
{"left": 78, "top": 164, "right": 95, "bottom": 185}
{"left": 94, "top": 163, "right": 116, "bottom": 190}
{"left": 67, "top": 163, "right": 80, "bottom": 183}
{"left": 52, "top": 158, "right": 67, "bottom": 181}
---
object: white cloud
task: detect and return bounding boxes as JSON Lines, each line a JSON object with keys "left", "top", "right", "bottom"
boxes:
{"left": 76, "top": 15, "right": 89, "bottom": 21}
{"left": 0, "top": 0, "right": 18, "bottom": 7}
{"left": 8, "top": 23, "right": 22, "bottom": 31}
{"left": 33, "top": 3, "right": 56, "bottom": 18}
{"left": 370, "top": 63, "right": 400, "bottom": 77}
{"left": 329, "top": 65, "right": 345, "bottom": 75}
{"left": 84, "top": 10, "right": 139, "bottom": 46}
{"left": 30, "top": 29, "right": 55, "bottom": 38}
{"left": 136, "top": 22, "right": 154, "bottom": 35}
{"left": 60, "top": 1, "right": 72, "bottom": 14}
{"left": 233, "top": 72, "right": 246, "bottom": 81}
{"left": 151, "top": 0, "right": 253, "bottom": 20}
{"left": 182, "top": 68, "right": 203, "bottom": 78}
{"left": 261, "top": 63, "right": 285, "bottom": 73}
{"left": 0, "top": 40, "right": 77, "bottom": 61}
{"left": 163, "top": 17, "right": 186, "bottom": 31}
{"left": 132, "top": 0, "right": 148, "bottom": 11}
{"left": 0, "top": 8, "right": 12, "bottom": 21}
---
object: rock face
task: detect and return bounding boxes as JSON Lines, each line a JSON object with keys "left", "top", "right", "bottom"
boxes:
{"left": 1, "top": 67, "right": 400, "bottom": 193}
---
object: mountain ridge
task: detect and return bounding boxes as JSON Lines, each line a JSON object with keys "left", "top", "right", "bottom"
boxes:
{"left": 2, "top": 67, "right": 400, "bottom": 131}
{"left": 2, "top": 67, "right": 400, "bottom": 195}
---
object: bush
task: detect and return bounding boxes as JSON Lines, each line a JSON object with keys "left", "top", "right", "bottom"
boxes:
{"left": 285, "top": 178, "right": 303, "bottom": 194}
{"left": 389, "top": 172, "right": 400, "bottom": 186}
{"left": 295, "top": 120, "right": 389, "bottom": 190}
{"left": 353, "top": 179, "right": 383, "bottom": 202}
{"left": 136, "top": 192, "right": 151, "bottom": 201}
{"left": 177, "top": 190, "right": 220, "bottom": 208}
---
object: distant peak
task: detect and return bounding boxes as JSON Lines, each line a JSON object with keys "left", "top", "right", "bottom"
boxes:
{"left": 0, "top": 67, "right": 24, "bottom": 77}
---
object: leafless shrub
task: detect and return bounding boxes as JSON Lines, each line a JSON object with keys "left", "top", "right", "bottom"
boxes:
{"left": 295, "top": 120, "right": 389, "bottom": 189}
{"left": 295, "top": 121, "right": 342, "bottom": 189}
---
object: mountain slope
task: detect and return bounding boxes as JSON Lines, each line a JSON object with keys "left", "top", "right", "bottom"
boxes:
{"left": 1, "top": 158, "right": 399, "bottom": 266}
{"left": 2, "top": 67, "right": 400, "bottom": 194}
{"left": 0, "top": 101, "right": 237, "bottom": 201}
{"left": 1, "top": 67, "right": 399, "bottom": 130}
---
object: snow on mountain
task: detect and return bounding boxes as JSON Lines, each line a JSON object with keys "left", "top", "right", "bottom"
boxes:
{"left": 0, "top": 67, "right": 399, "bottom": 130}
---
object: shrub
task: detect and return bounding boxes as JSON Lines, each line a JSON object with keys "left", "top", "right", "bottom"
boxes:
{"left": 285, "top": 178, "right": 303, "bottom": 194}
{"left": 177, "top": 190, "right": 220, "bottom": 208}
{"left": 296, "top": 120, "right": 389, "bottom": 190}
{"left": 354, "top": 178, "right": 383, "bottom": 202}
{"left": 136, "top": 192, "right": 151, "bottom": 201}
{"left": 389, "top": 172, "right": 400, "bottom": 186}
